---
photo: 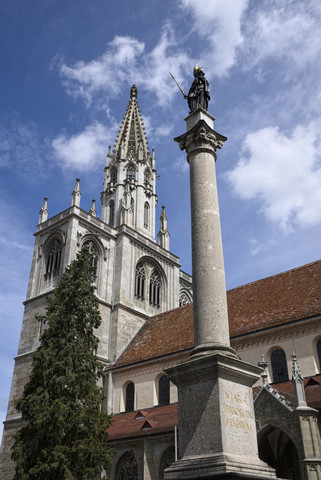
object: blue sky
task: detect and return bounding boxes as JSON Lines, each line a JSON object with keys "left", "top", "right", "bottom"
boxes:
{"left": 1, "top": 0, "right": 321, "bottom": 438}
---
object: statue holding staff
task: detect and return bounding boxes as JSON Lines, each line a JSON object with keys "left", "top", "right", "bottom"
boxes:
{"left": 170, "top": 66, "right": 210, "bottom": 113}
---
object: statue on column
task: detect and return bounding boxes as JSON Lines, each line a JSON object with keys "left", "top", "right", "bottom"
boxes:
{"left": 187, "top": 66, "right": 210, "bottom": 113}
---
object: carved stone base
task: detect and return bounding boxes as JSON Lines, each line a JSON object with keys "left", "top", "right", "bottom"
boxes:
{"left": 164, "top": 353, "right": 276, "bottom": 480}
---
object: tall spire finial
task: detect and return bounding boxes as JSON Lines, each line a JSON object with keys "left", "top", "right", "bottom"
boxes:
{"left": 71, "top": 178, "right": 81, "bottom": 207}
{"left": 292, "top": 351, "right": 307, "bottom": 407}
{"left": 89, "top": 199, "right": 97, "bottom": 217}
{"left": 39, "top": 197, "right": 48, "bottom": 224}
{"left": 157, "top": 206, "right": 170, "bottom": 250}
{"left": 258, "top": 355, "right": 269, "bottom": 387}
{"left": 130, "top": 84, "right": 137, "bottom": 99}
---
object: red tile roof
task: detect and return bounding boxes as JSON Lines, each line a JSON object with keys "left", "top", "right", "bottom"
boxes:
{"left": 108, "top": 376, "right": 321, "bottom": 440}
{"left": 116, "top": 260, "right": 321, "bottom": 367}
{"left": 107, "top": 403, "right": 178, "bottom": 440}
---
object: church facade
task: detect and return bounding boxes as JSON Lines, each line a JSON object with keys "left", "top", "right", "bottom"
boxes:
{"left": 1, "top": 86, "right": 321, "bottom": 480}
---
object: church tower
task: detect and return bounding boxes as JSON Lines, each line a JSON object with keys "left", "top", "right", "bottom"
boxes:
{"left": 101, "top": 84, "right": 157, "bottom": 239}
{"left": 0, "top": 86, "right": 190, "bottom": 479}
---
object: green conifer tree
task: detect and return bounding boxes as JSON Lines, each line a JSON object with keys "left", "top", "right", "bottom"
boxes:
{"left": 12, "top": 248, "right": 113, "bottom": 479}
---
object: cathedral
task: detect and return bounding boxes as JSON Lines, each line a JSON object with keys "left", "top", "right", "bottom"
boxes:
{"left": 1, "top": 86, "right": 321, "bottom": 480}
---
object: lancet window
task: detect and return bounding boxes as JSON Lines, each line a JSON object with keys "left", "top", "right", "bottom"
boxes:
{"left": 116, "top": 452, "right": 138, "bottom": 480}
{"left": 109, "top": 200, "right": 114, "bottom": 227}
{"left": 271, "top": 349, "right": 289, "bottom": 383}
{"left": 125, "top": 382, "right": 135, "bottom": 412}
{"left": 158, "top": 375, "right": 170, "bottom": 405}
{"left": 135, "top": 262, "right": 145, "bottom": 300}
{"left": 45, "top": 239, "right": 62, "bottom": 276}
{"left": 126, "top": 164, "right": 136, "bottom": 181}
{"left": 82, "top": 240, "right": 99, "bottom": 279}
{"left": 149, "top": 269, "right": 161, "bottom": 307}
{"left": 144, "top": 202, "right": 149, "bottom": 229}
{"left": 110, "top": 167, "right": 117, "bottom": 183}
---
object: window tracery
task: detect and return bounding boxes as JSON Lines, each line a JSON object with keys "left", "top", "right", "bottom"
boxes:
{"left": 126, "top": 164, "right": 136, "bottom": 181}
{"left": 45, "top": 239, "right": 62, "bottom": 277}
{"left": 271, "top": 349, "right": 289, "bottom": 383}
{"left": 135, "top": 262, "right": 145, "bottom": 300}
{"left": 110, "top": 167, "right": 117, "bottom": 183}
{"left": 179, "top": 291, "right": 192, "bottom": 306}
{"left": 116, "top": 452, "right": 138, "bottom": 480}
{"left": 82, "top": 240, "right": 99, "bottom": 279}
{"left": 149, "top": 269, "right": 161, "bottom": 307}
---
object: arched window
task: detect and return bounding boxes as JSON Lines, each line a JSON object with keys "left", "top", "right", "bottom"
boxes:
{"left": 144, "top": 169, "right": 151, "bottom": 184}
{"left": 144, "top": 202, "right": 149, "bottom": 229}
{"left": 125, "top": 382, "right": 135, "bottom": 412}
{"left": 82, "top": 240, "right": 99, "bottom": 279}
{"left": 126, "top": 164, "right": 136, "bottom": 181}
{"left": 271, "top": 349, "right": 289, "bottom": 383}
{"left": 159, "top": 447, "right": 175, "bottom": 479}
{"left": 317, "top": 339, "right": 321, "bottom": 372}
{"left": 110, "top": 167, "right": 117, "bottom": 183}
{"left": 158, "top": 375, "right": 170, "bottom": 406}
{"left": 179, "top": 291, "right": 191, "bottom": 306}
{"left": 116, "top": 452, "right": 138, "bottom": 480}
{"left": 149, "top": 269, "right": 161, "bottom": 307}
{"left": 135, "top": 262, "right": 145, "bottom": 300}
{"left": 45, "top": 239, "right": 62, "bottom": 276}
{"left": 109, "top": 200, "right": 114, "bottom": 227}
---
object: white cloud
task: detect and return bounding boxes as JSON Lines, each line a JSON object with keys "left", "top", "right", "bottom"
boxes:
{"left": 173, "top": 156, "right": 189, "bottom": 174}
{"left": 226, "top": 123, "right": 321, "bottom": 232}
{"left": 58, "top": 24, "right": 191, "bottom": 108}
{"left": 180, "top": 0, "right": 250, "bottom": 76}
{"left": 59, "top": 36, "right": 145, "bottom": 106}
{"left": 241, "top": 1, "right": 321, "bottom": 71}
{"left": 52, "top": 122, "right": 114, "bottom": 171}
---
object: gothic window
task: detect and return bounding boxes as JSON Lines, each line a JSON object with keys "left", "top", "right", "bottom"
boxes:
{"left": 158, "top": 375, "right": 170, "bottom": 406}
{"left": 144, "top": 202, "right": 149, "bottom": 229}
{"left": 125, "top": 382, "right": 135, "bottom": 412}
{"left": 82, "top": 240, "right": 99, "bottom": 279}
{"left": 126, "top": 164, "right": 136, "bottom": 181}
{"left": 271, "top": 349, "right": 289, "bottom": 383}
{"left": 109, "top": 200, "right": 114, "bottom": 227}
{"left": 159, "top": 447, "right": 175, "bottom": 479}
{"left": 317, "top": 339, "right": 321, "bottom": 371}
{"left": 135, "top": 262, "right": 145, "bottom": 300}
{"left": 45, "top": 239, "right": 62, "bottom": 276}
{"left": 144, "top": 169, "right": 151, "bottom": 184}
{"left": 149, "top": 269, "right": 161, "bottom": 307}
{"left": 110, "top": 167, "right": 117, "bottom": 183}
{"left": 116, "top": 452, "right": 138, "bottom": 480}
{"left": 179, "top": 291, "right": 191, "bottom": 306}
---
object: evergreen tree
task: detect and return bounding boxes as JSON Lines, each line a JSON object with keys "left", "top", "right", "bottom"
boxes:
{"left": 12, "top": 248, "right": 113, "bottom": 480}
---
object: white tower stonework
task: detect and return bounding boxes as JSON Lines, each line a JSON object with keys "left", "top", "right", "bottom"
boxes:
{"left": 0, "top": 86, "right": 187, "bottom": 479}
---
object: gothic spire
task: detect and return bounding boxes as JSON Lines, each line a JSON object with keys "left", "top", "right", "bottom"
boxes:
{"left": 39, "top": 197, "right": 48, "bottom": 224}
{"left": 112, "top": 84, "right": 150, "bottom": 162}
{"left": 71, "top": 178, "right": 81, "bottom": 207}
{"left": 292, "top": 351, "right": 307, "bottom": 407}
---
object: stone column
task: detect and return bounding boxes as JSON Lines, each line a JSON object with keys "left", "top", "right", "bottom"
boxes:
{"left": 164, "top": 108, "right": 276, "bottom": 480}
{"left": 177, "top": 110, "right": 233, "bottom": 357}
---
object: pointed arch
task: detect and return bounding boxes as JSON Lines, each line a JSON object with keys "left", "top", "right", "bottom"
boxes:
{"left": 126, "top": 163, "right": 136, "bottom": 181}
{"left": 135, "top": 262, "right": 145, "bottom": 300}
{"left": 110, "top": 166, "right": 117, "bottom": 183}
{"left": 116, "top": 451, "right": 138, "bottom": 480}
{"left": 45, "top": 236, "right": 63, "bottom": 277}
{"left": 125, "top": 382, "right": 135, "bottom": 412}
{"left": 144, "top": 202, "right": 150, "bottom": 229}
{"left": 149, "top": 268, "right": 161, "bottom": 307}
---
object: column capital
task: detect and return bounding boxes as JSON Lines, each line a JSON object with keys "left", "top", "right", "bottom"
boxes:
{"left": 174, "top": 119, "right": 227, "bottom": 160}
